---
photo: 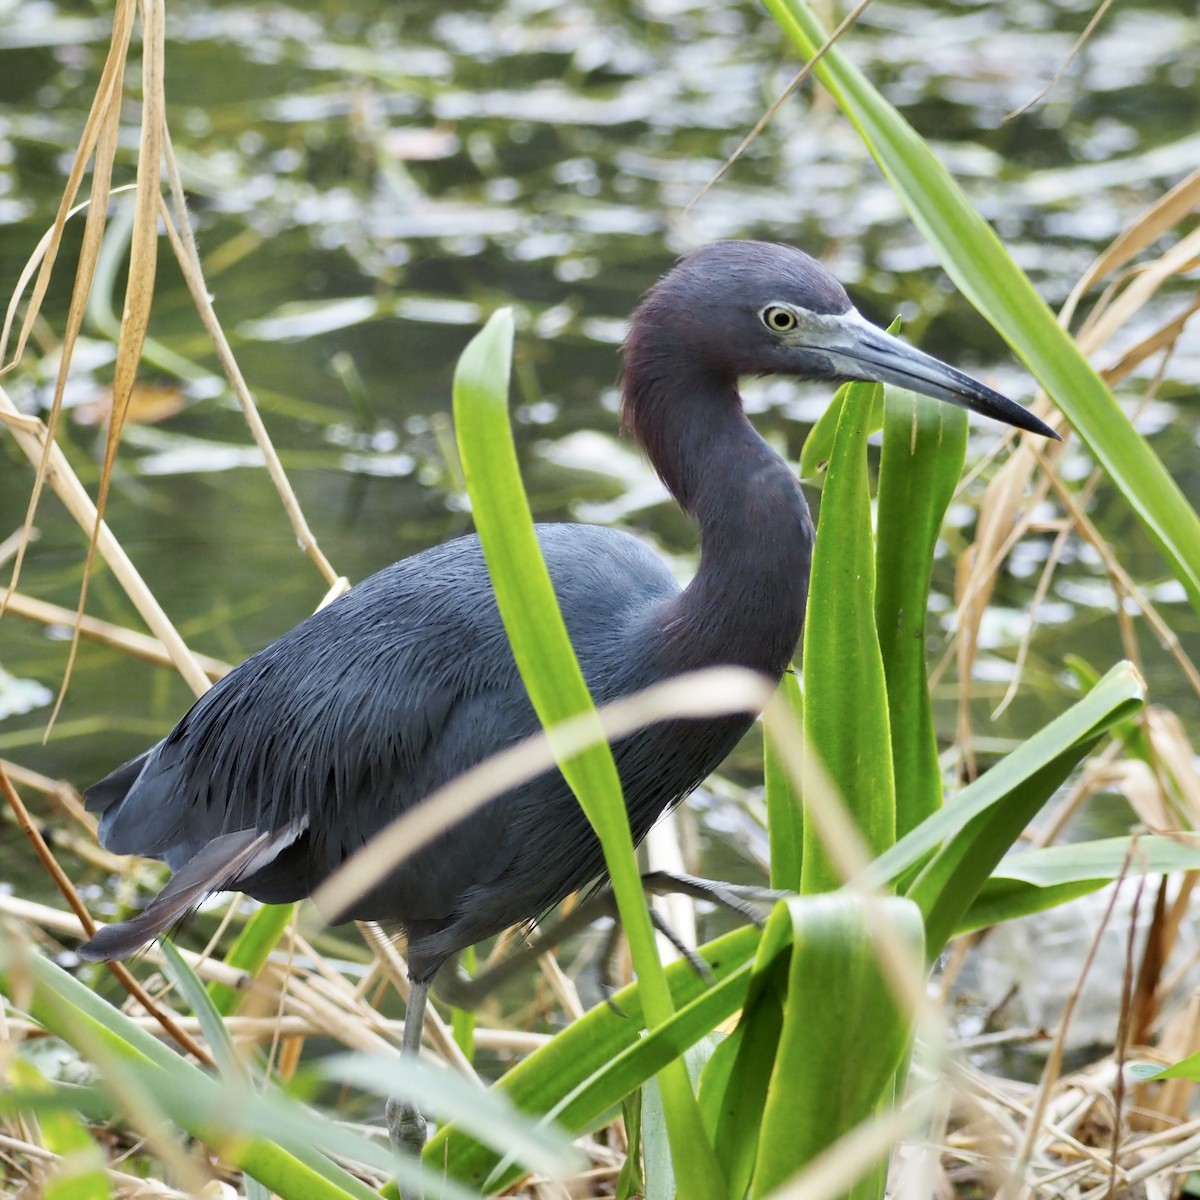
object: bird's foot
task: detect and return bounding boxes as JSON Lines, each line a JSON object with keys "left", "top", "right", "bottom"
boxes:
{"left": 640, "top": 870, "right": 792, "bottom": 928}
{"left": 386, "top": 1095, "right": 428, "bottom": 1200}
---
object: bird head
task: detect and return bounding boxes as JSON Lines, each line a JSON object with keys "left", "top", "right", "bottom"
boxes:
{"left": 622, "top": 240, "right": 1058, "bottom": 440}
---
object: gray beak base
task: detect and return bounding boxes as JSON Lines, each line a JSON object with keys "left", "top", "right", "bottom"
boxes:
{"left": 816, "top": 310, "right": 1060, "bottom": 441}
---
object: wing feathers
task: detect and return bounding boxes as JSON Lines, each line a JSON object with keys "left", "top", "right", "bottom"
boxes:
{"left": 78, "top": 819, "right": 305, "bottom": 961}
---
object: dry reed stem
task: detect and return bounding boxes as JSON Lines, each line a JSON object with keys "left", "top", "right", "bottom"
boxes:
{"left": 1030, "top": 439, "right": 1200, "bottom": 701}
{"left": 0, "top": 759, "right": 92, "bottom": 829}
{"left": 1004, "top": 0, "right": 1116, "bottom": 122}
{"left": 950, "top": 173, "right": 1198, "bottom": 762}
{"left": 0, "top": 382, "right": 210, "bottom": 695}
{"left": 687, "top": 0, "right": 874, "bottom": 213}
{"left": 355, "top": 923, "right": 479, "bottom": 1079}
{"left": 536, "top": 943, "right": 586, "bottom": 1024}
{"left": 943, "top": 1044, "right": 1200, "bottom": 1200}
{"left": 157, "top": 131, "right": 340, "bottom": 587}
{"left": 0, "top": 762, "right": 213, "bottom": 1065}
{"left": 4, "top": 589, "right": 231, "bottom": 679}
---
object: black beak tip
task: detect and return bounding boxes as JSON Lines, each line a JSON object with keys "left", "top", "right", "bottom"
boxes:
{"left": 1020, "top": 410, "right": 1061, "bottom": 441}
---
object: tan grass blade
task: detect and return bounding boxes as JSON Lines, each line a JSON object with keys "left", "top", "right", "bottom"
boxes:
{"left": 0, "top": 7, "right": 135, "bottom": 609}
{"left": 48, "top": 0, "right": 169, "bottom": 731}
{"left": 1060, "top": 168, "right": 1200, "bottom": 329}
{"left": 952, "top": 175, "right": 1199, "bottom": 748}
{"left": 1104, "top": 292, "right": 1200, "bottom": 386}
{"left": 0, "top": 0, "right": 135, "bottom": 371}
{"left": 1076, "top": 224, "right": 1200, "bottom": 353}
{"left": 4, "top": 103, "right": 125, "bottom": 616}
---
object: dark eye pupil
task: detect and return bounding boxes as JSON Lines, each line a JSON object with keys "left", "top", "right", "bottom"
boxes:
{"left": 770, "top": 310, "right": 791, "bottom": 329}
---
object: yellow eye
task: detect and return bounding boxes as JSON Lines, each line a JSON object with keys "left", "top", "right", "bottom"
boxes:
{"left": 762, "top": 305, "right": 797, "bottom": 332}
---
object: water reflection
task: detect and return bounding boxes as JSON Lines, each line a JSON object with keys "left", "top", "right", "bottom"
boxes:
{"left": 0, "top": 0, "right": 1197, "bottom": 884}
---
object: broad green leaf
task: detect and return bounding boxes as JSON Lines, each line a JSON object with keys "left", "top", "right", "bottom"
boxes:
{"left": 802, "top": 377, "right": 895, "bottom": 893}
{"left": 767, "top": 0, "right": 1200, "bottom": 614}
{"left": 864, "top": 661, "right": 1144, "bottom": 897}
{"left": 875, "top": 389, "right": 966, "bottom": 835}
{"left": 452, "top": 311, "right": 720, "bottom": 1195}
{"left": 429, "top": 925, "right": 761, "bottom": 1189}
{"left": 701, "top": 908, "right": 794, "bottom": 1197}
{"left": 746, "top": 894, "right": 924, "bottom": 1199}
{"left": 959, "top": 834, "right": 1200, "bottom": 933}
{"left": 207, "top": 901, "right": 295, "bottom": 1016}
{"left": 798, "top": 380, "right": 884, "bottom": 482}
{"left": 896, "top": 666, "right": 1146, "bottom": 955}
{"left": 764, "top": 669, "right": 804, "bottom": 892}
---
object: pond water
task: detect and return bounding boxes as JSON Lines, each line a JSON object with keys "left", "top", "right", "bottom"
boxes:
{"left": 1, "top": 0, "right": 1198, "bottom": 905}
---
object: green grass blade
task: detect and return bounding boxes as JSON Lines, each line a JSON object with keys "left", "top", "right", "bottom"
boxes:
{"left": 764, "top": 669, "right": 804, "bottom": 891}
{"left": 8, "top": 1060, "right": 112, "bottom": 1200}
{"left": 959, "top": 834, "right": 1200, "bottom": 933}
{"left": 452, "top": 311, "right": 723, "bottom": 1198}
{"left": 802, "top": 378, "right": 895, "bottom": 893}
{"left": 766, "top": 0, "right": 1200, "bottom": 613}
{"left": 875, "top": 389, "right": 966, "bottom": 835}
{"left": 207, "top": 902, "right": 295, "bottom": 1016}
{"left": 1, "top": 946, "right": 387, "bottom": 1200}
{"left": 322, "top": 1054, "right": 579, "bottom": 1179}
{"left": 160, "top": 940, "right": 247, "bottom": 1083}
{"left": 451, "top": 944, "right": 477, "bottom": 1063}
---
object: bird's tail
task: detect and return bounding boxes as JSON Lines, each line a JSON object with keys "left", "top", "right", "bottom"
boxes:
{"left": 78, "top": 822, "right": 304, "bottom": 961}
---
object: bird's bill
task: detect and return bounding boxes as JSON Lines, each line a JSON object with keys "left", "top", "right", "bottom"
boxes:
{"left": 812, "top": 309, "right": 1060, "bottom": 440}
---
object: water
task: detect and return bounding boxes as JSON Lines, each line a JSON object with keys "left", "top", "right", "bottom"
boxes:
{"left": 1, "top": 0, "right": 1197, "bottom": 903}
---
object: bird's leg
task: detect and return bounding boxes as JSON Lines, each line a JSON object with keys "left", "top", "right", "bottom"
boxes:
{"left": 435, "top": 872, "right": 789, "bottom": 1013}
{"left": 594, "top": 907, "right": 714, "bottom": 1010}
{"left": 434, "top": 901, "right": 605, "bottom": 1010}
{"left": 386, "top": 976, "right": 431, "bottom": 1200}
{"left": 592, "top": 872, "right": 790, "bottom": 1001}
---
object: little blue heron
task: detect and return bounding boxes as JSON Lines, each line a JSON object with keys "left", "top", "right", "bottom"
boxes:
{"left": 79, "top": 240, "right": 1055, "bottom": 1163}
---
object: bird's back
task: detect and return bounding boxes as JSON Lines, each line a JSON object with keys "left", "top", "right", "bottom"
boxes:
{"left": 86, "top": 524, "right": 736, "bottom": 976}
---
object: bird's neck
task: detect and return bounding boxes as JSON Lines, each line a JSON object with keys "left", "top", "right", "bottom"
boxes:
{"left": 624, "top": 370, "right": 814, "bottom": 679}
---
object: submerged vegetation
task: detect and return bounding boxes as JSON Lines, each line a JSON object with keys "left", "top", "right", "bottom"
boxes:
{"left": 2, "top": 0, "right": 1200, "bottom": 1197}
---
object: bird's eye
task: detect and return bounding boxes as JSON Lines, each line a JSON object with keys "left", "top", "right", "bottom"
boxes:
{"left": 762, "top": 305, "right": 797, "bottom": 332}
